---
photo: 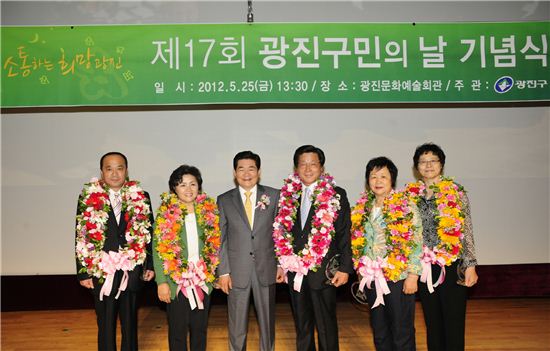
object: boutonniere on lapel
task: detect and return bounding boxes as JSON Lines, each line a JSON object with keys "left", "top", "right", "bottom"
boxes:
{"left": 256, "top": 194, "right": 271, "bottom": 210}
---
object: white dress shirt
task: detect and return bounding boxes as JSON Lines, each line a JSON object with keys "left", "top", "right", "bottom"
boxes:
{"left": 184, "top": 212, "right": 200, "bottom": 264}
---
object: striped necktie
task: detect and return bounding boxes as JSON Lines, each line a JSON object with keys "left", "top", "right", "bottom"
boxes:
{"left": 113, "top": 193, "right": 122, "bottom": 224}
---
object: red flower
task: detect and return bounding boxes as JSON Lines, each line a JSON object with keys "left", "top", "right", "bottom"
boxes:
{"left": 88, "top": 232, "right": 102, "bottom": 241}
{"left": 451, "top": 245, "right": 460, "bottom": 255}
{"left": 449, "top": 229, "right": 461, "bottom": 237}
{"left": 85, "top": 257, "right": 93, "bottom": 269}
{"left": 130, "top": 242, "right": 143, "bottom": 253}
{"left": 135, "top": 193, "right": 145, "bottom": 200}
{"left": 86, "top": 221, "right": 97, "bottom": 231}
{"left": 86, "top": 192, "right": 107, "bottom": 210}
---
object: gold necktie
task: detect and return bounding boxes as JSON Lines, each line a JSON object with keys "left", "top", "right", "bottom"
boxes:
{"left": 244, "top": 191, "right": 253, "bottom": 228}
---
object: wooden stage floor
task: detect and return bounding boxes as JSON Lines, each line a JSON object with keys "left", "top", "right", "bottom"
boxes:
{"left": 2, "top": 298, "right": 549, "bottom": 350}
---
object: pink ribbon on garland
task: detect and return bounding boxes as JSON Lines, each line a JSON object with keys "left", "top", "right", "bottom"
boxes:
{"left": 279, "top": 255, "right": 310, "bottom": 292}
{"left": 98, "top": 251, "right": 132, "bottom": 301}
{"left": 420, "top": 246, "right": 446, "bottom": 293}
{"left": 176, "top": 261, "right": 210, "bottom": 310}
{"left": 357, "top": 256, "right": 391, "bottom": 309}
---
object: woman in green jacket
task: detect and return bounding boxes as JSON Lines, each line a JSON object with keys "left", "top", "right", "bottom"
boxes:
{"left": 153, "top": 165, "right": 221, "bottom": 351}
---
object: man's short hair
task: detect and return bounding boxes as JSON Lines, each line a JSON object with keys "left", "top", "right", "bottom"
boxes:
{"left": 233, "top": 151, "right": 261, "bottom": 170}
{"left": 100, "top": 152, "right": 128, "bottom": 169}
{"left": 293, "top": 145, "right": 326, "bottom": 167}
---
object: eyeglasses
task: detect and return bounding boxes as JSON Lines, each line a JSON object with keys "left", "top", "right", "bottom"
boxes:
{"left": 418, "top": 159, "right": 440, "bottom": 166}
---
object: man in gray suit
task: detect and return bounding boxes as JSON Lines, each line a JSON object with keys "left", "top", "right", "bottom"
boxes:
{"left": 217, "top": 151, "right": 283, "bottom": 351}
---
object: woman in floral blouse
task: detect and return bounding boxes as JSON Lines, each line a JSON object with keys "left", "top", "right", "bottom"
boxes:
{"left": 351, "top": 156, "right": 423, "bottom": 351}
{"left": 409, "top": 143, "right": 478, "bottom": 351}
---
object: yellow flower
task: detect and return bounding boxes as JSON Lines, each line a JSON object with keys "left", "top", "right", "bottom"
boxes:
{"left": 351, "top": 236, "right": 365, "bottom": 248}
{"left": 351, "top": 212, "right": 364, "bottom": 227}
{"left": 442, "top": 207, "right": 460, "bottom": 218}
{"left": 439, "top": 216, "right": 456, "bottom": 229}
{"left": 387, "top": 222, "right": 408, "bottom": 234}
{"left": 440, "top": 233, "right": 460, "bottom": 246}
{"left": 385, "top": 256, "right": 406, "bottom": 282}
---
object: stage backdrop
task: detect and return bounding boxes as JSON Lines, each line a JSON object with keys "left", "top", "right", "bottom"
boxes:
{"left": 1, "top": 1, "right": 549, "bottom": 277}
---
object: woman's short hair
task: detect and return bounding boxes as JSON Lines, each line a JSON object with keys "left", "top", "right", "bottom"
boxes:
{"left": 365, "top": 156, "right": 398, "bottom": 188}
{"left": 413, "top": 143, "right": 446, "bottom": 170}
{"left": 169, "top": 165, "right": 203, "bottom": 193}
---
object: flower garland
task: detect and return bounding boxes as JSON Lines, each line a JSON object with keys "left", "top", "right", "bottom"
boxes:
{"left": 154, "top": 192, "right": 221, "bottom": 309}
{"left": 350, "top": 191, "right": 375, "bottom": 268}
{"left": 75, "top": 178, "right": 151, "bottom": 299}
{"left": 272, "top": 173, "right": 340, "bottom": 292}
{"left": 405, "top": 177, "right": 465, "bottom": 292}
{"left": 405, "top": 177, "right": 465, "bottom": 265}
{"left": 350, "top": 190, "right": 418, "bottom": 283}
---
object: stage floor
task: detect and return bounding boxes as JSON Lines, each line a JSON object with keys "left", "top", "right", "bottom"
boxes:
{"left": 2, "top": 298, "right": 549, "bottom": 350}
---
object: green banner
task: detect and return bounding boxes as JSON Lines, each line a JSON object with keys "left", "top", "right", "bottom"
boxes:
{"left": 2, "top": 22, "right": 549, "bottom": 107}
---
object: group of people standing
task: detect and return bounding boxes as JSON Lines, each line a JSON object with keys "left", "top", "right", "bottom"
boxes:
{"left": 75, "top": 143, "right": 478, "bottom": 351}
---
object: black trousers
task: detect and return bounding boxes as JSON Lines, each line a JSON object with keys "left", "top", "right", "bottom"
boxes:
{"left": 288, "top": 276, "right": 339, "bottom": 351}
{"left": 92, "top": 287, "right": 138, "bottom": 351}
{"left": 418, "top": 260, "right": 467, "bottom": 351}
{"left": 166, "top": 291, "right": 211, "bottom": 351}
{"left": 365, "top": 279, "right": 416, "bottom": 351}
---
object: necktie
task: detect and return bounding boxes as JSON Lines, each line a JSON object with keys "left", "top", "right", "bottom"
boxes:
{"left": 244, "top": 191, "right": 253, "bottom": 229}
{"left": 301, "top": 187, "right": 312, "bottom": 229}
{"left": 113, "top": 193, "right": 122, "bottom": 224}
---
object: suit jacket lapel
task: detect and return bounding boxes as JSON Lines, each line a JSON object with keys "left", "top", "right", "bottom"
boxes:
{"left": 299, "top": 207, "right": 314, "bottom": 236}
{"left": 252, "top": 185, "right": 266, "bottom": 232}
{"left": 118, "top": 208, "right": 127, "bottom": 232}
{"left": 107, "top": 202, "right": 125, "bottom": 237}
{"left": 305, "top": 204, "right": 315, "bottom": 232}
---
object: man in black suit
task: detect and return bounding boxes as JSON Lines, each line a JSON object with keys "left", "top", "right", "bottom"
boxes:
{"left": 76, "top": 152, "right": 155, "bottom": 351}
{"left": 280, "top": 145, "right": 353, "bottom": 351}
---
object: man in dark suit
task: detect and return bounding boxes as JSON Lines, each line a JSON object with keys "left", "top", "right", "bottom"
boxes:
{"left": 217, "top": 151, "right": 283, "bottom": 351}
{"left": 279, "top": 145, "right": 353, "bottom": 351}
{"left": 76, "top": 152, "right": 155, "bottom": 351}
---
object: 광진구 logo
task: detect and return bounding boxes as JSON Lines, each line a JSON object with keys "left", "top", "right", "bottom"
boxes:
{"left": 494, "top": 76, "right": 514, "bottom": 94}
